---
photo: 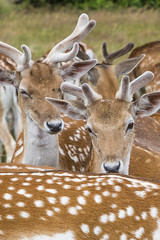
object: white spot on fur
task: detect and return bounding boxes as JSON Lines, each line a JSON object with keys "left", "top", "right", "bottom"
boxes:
{"left": 126, "top": 206, "right": 134, "bottom": 216}
{"left": 132, "top": 227, "right": 144, "bottom": 239}
{"left": 45, "top": 189, "right": 57, "bottom": 194}
{"left": 46, "top": 197, "right": 56, "bottom": 204}
{"left": 68, "top": 207, "right": 78, "bottom": 215}
{"left": 153, "top": 219, "right": 160, "bottom": 239}
{"left": 134, "top": 190, "right": 146, "bottom": 198}
{"left": 108, "top": 213, "right": 116, "bottom": 222}
{"left": 77, "top": 196, "right": 86, "bottom": 205}
{"left": 100, "top": 234, "right": 109, "bottom": 240}
{"left": 4, "top": 203, "right": 11, "bottom": 208}
{"left": 80, "top": 224, "right": 90, "bottom": 234}
{"left": 150, "top": 207, "right": 158, "bottom": 218}
{"left": 14, "top": 146, "right": 23, "bottom": 157}
{"left": 93, "top": 226, "right": 102, "bottom": 235}
{"left": 20, "top": 211, "right": 30, "bottom": 218}
{"left": 141, "top": 211, "right": 147, "bottom": 220}
{"left": 120, "top": 233, "right": 127, "bottom": 240}
{"left": 94, "top": 194, "right": 102, "bottom": 203}
{"left": 34, "top": 200, "right": 44, "bottom": 207}
{"left": 6, "top": 214, "right": 14, "bottom": 220}
{"left": 46, "top": 210, "right": 54, "bottom": 217}
{"left": 99, "top": 214, "right": 108, "bottom": 223}
{"left": 17, "top": 202, "right": 25, "bottom": 207}
{"left": 118, "top": 209, "right": 126, "bottom": 218}
{"left": 83, "top": 190, "right": 90, "bottom": 196}
{"left": 3, "top": 193, "right": 12, "bottom": 200}
{"left": 60, "top": 196, "right": 70, "bottom": 205}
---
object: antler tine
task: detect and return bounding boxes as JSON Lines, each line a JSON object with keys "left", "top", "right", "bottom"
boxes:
{"left": 60, "top": 82, "right": 85, "bottom": 100}
{"left": 0, "top": 42, "right": 32, "bottom": 71}
{"left": 44, "top": 13, "right": 96, "bottom": 64}
{"left": 82, "top": 83, "right": 102, "bottom": 105}
{"left": 116, "top": 71, "right": 154, "bottom": 102}
{"left": 115, "top": 75, "right": 130, "bottom": 101}
{"left": 129, "top": 71, "right": 154, "bottom": 96}
{"left": 102, "top": 42, "right": 134, "bottom": 65}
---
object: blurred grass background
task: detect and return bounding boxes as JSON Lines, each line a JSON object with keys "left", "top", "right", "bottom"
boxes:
{"left": 0, "top": 0, "right": 160, "bottom": 63}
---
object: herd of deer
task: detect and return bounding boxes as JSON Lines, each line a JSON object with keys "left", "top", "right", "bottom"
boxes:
{"left": 0, "top": 13, "right": 160, "bottom": 239}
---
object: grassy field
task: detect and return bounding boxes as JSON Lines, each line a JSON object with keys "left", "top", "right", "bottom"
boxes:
{"left": 1, "top": 1, "right": 160, "bottom": 63}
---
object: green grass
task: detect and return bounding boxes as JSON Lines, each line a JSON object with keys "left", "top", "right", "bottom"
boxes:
{"left": 0, "top": 1, "right": 160, "bottom": 63}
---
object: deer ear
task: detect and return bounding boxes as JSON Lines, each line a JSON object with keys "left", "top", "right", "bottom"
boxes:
{"left": 46, "top": 97, "right": 87, "bottom": 120}
{"left": 132, "top": 92, "right": 160, "bottom": 118}
{"left": 61, "top": 59, "right": 97, "bottom": 82}
{"left": 0, "top": 69, "right": 17, "bottom": 86}
{"left": 114, "top": 54, "right": 145, "bottom": 78}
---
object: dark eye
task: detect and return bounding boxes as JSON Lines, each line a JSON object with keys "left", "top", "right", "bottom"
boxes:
{"left": 19, "top": 89, "right": 32, "bottom": 99}
{"left": 86, "top": 125, "right": 96, "bottom": 136}
{"left": 52, "top": 88, "right": 55, "bottom": 92}
{"left": 20, "top": 89, "right": 28, "bottom": 96}
{"left": 126, "top": 122, "right": 134, "bottom": 132}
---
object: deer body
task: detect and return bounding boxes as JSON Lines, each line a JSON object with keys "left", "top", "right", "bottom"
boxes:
{"left": 0, "top": 164, "right": 160, "bottom": 240}
{"left": 0, "top": 54, "right": 22, "bottom": 162}
{"left": 129, "top": 41, "right": 160, "bottom": 93}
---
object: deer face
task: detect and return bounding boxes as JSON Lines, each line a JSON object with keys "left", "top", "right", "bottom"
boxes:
{"left": 18, "top": 63, "right": 64, "bottom": 134}
{"left": 86, "top": 100, "right": 134, "bottom": 174}
{"left": 47, "top": 71, "right": 160, "bottom": 175}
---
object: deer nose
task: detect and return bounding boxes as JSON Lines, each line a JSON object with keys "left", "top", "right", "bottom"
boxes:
{"left": 46, "top": 120, "right": 63, "bottom": 133}
{"left": 103, "top": 162, "right": 121, "bottom": 173}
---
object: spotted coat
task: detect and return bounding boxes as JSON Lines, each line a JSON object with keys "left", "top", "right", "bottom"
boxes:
{"left": 0, "top": 164, "right": 160, "bottom": 240}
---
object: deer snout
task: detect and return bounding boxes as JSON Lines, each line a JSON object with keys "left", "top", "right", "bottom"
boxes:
{"left": 102, "top": 161, "right": 122, "bottom": 173}
{"left": 45, "top": 120, "right": 64, "bottom": 134}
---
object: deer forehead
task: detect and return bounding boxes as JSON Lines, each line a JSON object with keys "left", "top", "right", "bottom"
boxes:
{"left": 88, "top": 100, "right": 132, "bottom": 126}
{"left": 20, "top": 63, "right": 63, "bottom": 89}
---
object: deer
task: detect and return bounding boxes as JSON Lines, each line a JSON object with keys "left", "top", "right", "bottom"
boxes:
{"left": 0, "top": 13, "right": 98, "bottom": 169}
{"left": 78, "top": 41, "right": 145, "bottom": 100}
{"left": 0, "top": 54, "right": 22, "bottom": 163}
{"left": 46, "top": 71, "right": 160, "bottom": 175}
{"left": 129, "top": 41, "right": 160, "bottom": 93}
{"left": 0, "top": 163, "right": 160, "bottom": 240}
{"left": 0, "top": 21, "right": 146, "bottom": 172}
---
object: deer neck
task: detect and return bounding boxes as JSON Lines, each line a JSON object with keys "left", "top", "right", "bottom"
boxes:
{"left": 22, "top": 116, "right": 59, "bottom": 168}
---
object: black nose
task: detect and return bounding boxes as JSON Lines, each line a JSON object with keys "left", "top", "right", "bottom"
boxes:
{"left": 46, "top": 121, "right": 63, "bottom": 133}
{"left": 103, "top": 162, "right": 121, "bottom": 173}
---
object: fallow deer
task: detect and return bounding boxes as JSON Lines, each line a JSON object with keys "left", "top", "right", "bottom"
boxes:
{"left": 0, "top": 163, "right": 160, "bottom": 239}
{"left": 129, "top": 41, "right": 160, "bottom": 93}
{"left": 7, "top": 25, "right": 145, "bottom": 170}
{"left": 0, "top": 54, "right": 22, "bottom": 162}
{"left": 0, "top": 13, "right": 97, "bottom": 169}
{"left": 47, "top": 71, "right": 160, "bottom": 175}
{"left": 78, "top": 41, "right": 145, "bottom": 100}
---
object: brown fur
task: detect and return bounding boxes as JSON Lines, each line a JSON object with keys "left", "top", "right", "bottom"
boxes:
{"left": 129, "top": 41, "right": 160, "bottom": 93}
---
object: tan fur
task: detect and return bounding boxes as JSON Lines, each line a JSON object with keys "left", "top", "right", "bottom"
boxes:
{"left": 129, "top": 41, "right": 160, "bottom": 93}
{"left": 80, "top": 65, "right": 119, "bottom": 99}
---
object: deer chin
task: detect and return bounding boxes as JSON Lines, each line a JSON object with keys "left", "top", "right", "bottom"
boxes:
{"left": 101, "top": 159, "right": 124, "bottom": 174}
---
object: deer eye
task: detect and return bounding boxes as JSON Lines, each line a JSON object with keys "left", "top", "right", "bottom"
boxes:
{"left": 86, "top": 125, "right": 96, "bottom": 136}
{"left": 126, "top": 121, "right": 134, "bottom": 132}
{"left": 19, "top": 89, "right": 32, "bottom": 99}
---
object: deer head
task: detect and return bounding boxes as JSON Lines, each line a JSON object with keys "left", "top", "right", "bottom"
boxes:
{"left": 46, "top": 71, "right": 160, "bottom": 174}
{"left": 78, "top": 42, "right": 145, "bottom": 100}
{"left": 0, "top": 13, "right": 97, "bottom": 135}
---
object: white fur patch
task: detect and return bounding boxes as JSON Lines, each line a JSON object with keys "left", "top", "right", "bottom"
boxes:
{"left": 22, "top": 230, "right": 75, "bottom": 240}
